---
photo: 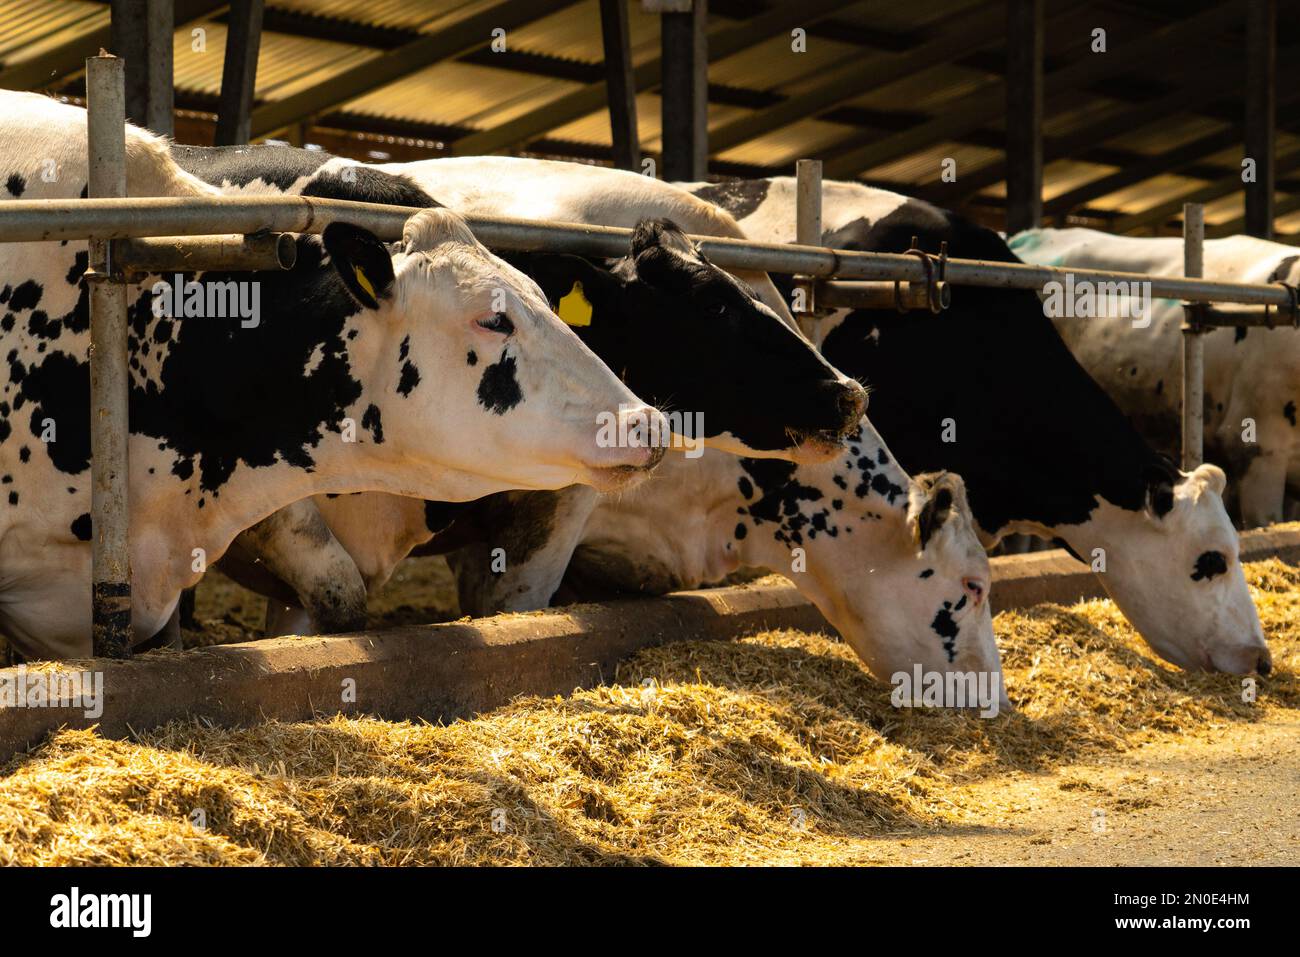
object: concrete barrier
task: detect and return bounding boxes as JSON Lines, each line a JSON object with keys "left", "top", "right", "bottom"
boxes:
{"left": 2, "top": 524, "right": 1298, "bottom": 762}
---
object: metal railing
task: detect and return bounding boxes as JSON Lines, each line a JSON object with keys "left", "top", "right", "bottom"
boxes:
{"left": 1, "top": 62, "right": 1296, "bottom": 657}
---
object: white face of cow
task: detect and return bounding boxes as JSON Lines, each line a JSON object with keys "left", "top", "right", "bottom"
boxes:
{"left": 573, "top": 435, "right": 1007, "bottom": 711}
{"left": 331, "top": 209, "right": 666, "bottom": 495}
{"left": 1063, "top": 464, "right": 1269, "bottom": 674}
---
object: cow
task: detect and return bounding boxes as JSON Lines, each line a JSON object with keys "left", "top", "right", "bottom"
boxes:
{"left": 1009, "top": 226, "right": 1300, "bottom": 529}
{"left": 168, "top": 145, "right": 867, "bottom": 627}
{"left": 666, "top": 176, "right": 1269, "bottom": 675}
{"left": 0, "top": 92, "right": 661, "bottom": 659}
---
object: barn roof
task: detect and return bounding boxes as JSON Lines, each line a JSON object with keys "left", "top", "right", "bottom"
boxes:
{"left": 0, "top": 0, "right": 1295, "bottom": 238}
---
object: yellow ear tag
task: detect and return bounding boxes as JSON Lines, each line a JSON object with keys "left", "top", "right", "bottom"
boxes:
{"left": 557, "top": 281, "right": 593, "bottom": 327}
{"left": 353, "top": 264, "right": 376, "bottom": 301}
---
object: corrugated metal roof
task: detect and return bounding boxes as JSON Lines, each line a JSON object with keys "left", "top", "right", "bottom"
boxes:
{"left": 0, "top": 0, "right": 1291, "bottom": 238}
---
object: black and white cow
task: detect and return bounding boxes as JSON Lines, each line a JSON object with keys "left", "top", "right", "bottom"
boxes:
{"left": 169, "top": 146, "right": 867, "bottom": 626}
{"left": 0, "top": 93, "right": 661, "bottom": 659}
{"left": 661, "top": 176, "right": 1269, "bottom": 675}
{"left": 1010, "top": 227, "right": 1300, "bottom": 528}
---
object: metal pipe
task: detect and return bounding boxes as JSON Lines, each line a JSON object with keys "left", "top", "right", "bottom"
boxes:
{"left": 85, "top": 55, "right": 132, "bottom": 659}
{"left": 2, "top": 195, "right": 1299, "bottom": 309}
{"left": 1182, "top": 203, "right": 1206, "bottom": 471}
{"left": 818, "top": 280, "right": 952, "bottom": 312}
{"left": 117, "top": 232, "right": 297, "bottom": 274}
{"left": 794, "top": 158, "right": 822, "bottom": 320}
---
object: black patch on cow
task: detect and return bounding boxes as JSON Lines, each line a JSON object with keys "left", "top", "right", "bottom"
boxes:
{"left": 18, "top": 446, "right": 29, "bottom": 463}
{"left": 397, "top": 360, "right": 420, "bottom": 397}
{"left": 466, "top": 349, "right": 477, "bottom": 367}
{"left": 302, "top": 166, "right": 440, "bottom": 209}
{"left": 1191, "top": 550, "right": 1228, "bottom": 582}
{"left": 361, "top": 403, "right": 384, "bottom": 443}
{"left": 931, "top": 603, "right": 959, "bottom": 662}
{"left": 738, "top": 458, "right": 837, "bottom": 547}
{"left": 8, "top": 280, "right": 42, "bottom": 312}
{"left": 66, "top": 251, "right": 89, "bottom": 285}
{"left": 734, "top": 522, "right": 747, "bottom": 540}
{"left": 689, "top": 179, "right": 771, "bottom": 222}
{"left": 6, "top": 490, "right": 16, "bottom": 505}
{"left": 5, "top": 173, "right": 24, "bottom": 197}
{"left": 170, "top": 143, "right": 333, "bottom": 191}
{"left": 817, "top": 197, "right": 1177, "bottom": 537}
{"left": 70, "top": 513, "right": 92, "bottom": 541}
{"left": 919, "top": 568, "right": 934, "bottom": 579}
{"left": 152, "top": 318, "right": 173, "bottom": 343}
{"left": 0, "top": 314, "right": 12, "bottom": 333}
{"left": 1285, "top": 401, "right": 1297, "bottom": 427}
{"left": 477, "top": 352, "right": 523, "bottom": 415}
{"left": 423, "top": 500, "right": 470, "bottom": 536}
{"left": 737, "top": 476, "right": 753, "bottom": 499}
{"left": 1268, "top": 255, "right": 1299, "bottom": 283}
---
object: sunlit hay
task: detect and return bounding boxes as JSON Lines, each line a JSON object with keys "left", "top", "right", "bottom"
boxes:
{"left": 1, "top": 560, "right": 1296, "bottom": 866}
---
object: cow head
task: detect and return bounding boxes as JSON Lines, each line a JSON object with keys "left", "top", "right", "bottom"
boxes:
{"left": 325, "top": 209, "right": 666, "bottom": 495}
{"left": 525, "top": 219, "right": 865, "bottom": 463}
{"left": 570, "top": 433, "right": 1006, "bottom": 712}
{"left": 1064, "top": 462, "right": 1270, "bottom": 674}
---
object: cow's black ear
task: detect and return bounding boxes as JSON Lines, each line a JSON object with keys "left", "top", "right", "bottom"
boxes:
{"left": 1142, "top": 460, "right": 1177, "bottom": 519}
{"left": 323, "top": 222, "right": 394, "bottom": 310}
{"left": 510, "top": 253, "right": 623, "bottom": 329}
{"left": 629, "top": 218, "right": 698, "bottom": 290}
{"left": 909, "top": 471, "right": 962, "bottom": 550}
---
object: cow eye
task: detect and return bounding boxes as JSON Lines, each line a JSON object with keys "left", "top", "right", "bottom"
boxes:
{"left": 478, "top": 312, "right": 514, "bottom": 335}
{"left": 708, "top": 302, "right": 728, "bottom": 316}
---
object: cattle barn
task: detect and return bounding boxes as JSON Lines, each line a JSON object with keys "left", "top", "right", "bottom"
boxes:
{"left": 0, "top": 0, "right": 1298, "bottom": 893}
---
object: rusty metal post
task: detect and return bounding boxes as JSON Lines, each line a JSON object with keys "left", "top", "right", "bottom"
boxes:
{"left": 1182, "top": 202, "right": 1207, "bottom": 471}
{"left": 86, "top": 54, "right": 133, "bottom": 658}
{"left": 793, "top": 158, "right": 823, "bottom": 332}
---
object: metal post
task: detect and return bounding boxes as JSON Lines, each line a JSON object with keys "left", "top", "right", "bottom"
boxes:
{"left": 145, "top": 0, "right": 174, "bottom": 136}
{"left": 1182, "top": 203, "right": 1206, "bottom": 471}
{"left": 110, "top": 0, "right": 174, "bottom": 135}
{"left": 215, "top": 0, "right": 266, "bottom": 145}
{"left": 1005, "top": 0, "right": 1044, "bottom": 234}
{"left": 794, "top": 159, "right": 822, "bottom": 328}
{"left": 660, "top": 0, "right": 708, "bottom": 181}
{"left": 1245, "top": 0, "right": 1276, "bottom": 239}
{"left": 86, "top": 55, "right": 133, "bottom": 659}
{"left": 600, "top": 0, "right": 640, "bottom": 171}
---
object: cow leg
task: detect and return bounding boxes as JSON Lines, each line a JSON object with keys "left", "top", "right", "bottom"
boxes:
{"left": 1236, "top": 452, "right": 1288, "bottom": 528}
{"left": 447, "top": 486, "right": 599, "bottom": 615}
{"left": 234, "top": 500, "right": 369, "bottom": 634}
{"left": 264, "top": 601, "right": 315, "bottom": 637}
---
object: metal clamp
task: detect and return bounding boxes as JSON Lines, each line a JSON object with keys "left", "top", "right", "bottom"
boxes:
{"left": 897, "top": 237, "right": 948, "bottom": 314}
{"left": 1272, "top": 280, "right": 1300, "bottom": 328}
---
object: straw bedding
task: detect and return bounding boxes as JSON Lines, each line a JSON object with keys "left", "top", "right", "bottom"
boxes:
{"left": 1, "top": 559, "right": 1297, "bottom": 866}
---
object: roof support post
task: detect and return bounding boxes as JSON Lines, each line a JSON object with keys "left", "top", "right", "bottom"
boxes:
{"left": 1005, "top": 0, "right": 1044, "bottom": 233}
{"left": 1245, "top": 0, "right": 1277, "bottom": 239}
{"left": 659, "top": 0, "right": 708, "bottom": 182}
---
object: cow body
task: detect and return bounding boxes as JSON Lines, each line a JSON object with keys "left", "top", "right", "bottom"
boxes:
{"left": 171, "top": 145, "right": 865, "bottom": 624}
{"left": 0, "top": 94, "right": 659, "bottom": 658}
{"left": 1009, "top": 227, "right": 1300, "bottom": 528}
{"left": 663, "top": 176, "right": 1268, "bottom": 674}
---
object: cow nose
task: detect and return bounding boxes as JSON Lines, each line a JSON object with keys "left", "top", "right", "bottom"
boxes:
{"left": 835, "top": 379, "right": 868, "bottom": 427}
{"left": 1257, "top": 652, "right": 1272, "bottom": 676}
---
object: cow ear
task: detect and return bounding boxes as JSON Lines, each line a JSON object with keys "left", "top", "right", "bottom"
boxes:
{"left": 908, "top": 471, "right": 963, "bottom": 550}
{"left": 1142, "top": 461, "right": 1177, "bottom": 519}
{"left": 629, "top": 218, "right": 698, "bottom": 289}
{"left": 323, "top": 222, "right": 395, "bottom": 310}
{"left": 511, "top": 253, "right": 623, "bottom": 329}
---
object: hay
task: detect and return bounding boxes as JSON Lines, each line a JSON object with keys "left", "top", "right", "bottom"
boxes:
{"left": 1, "top": 560, "right": 1297, "bottom": 866}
